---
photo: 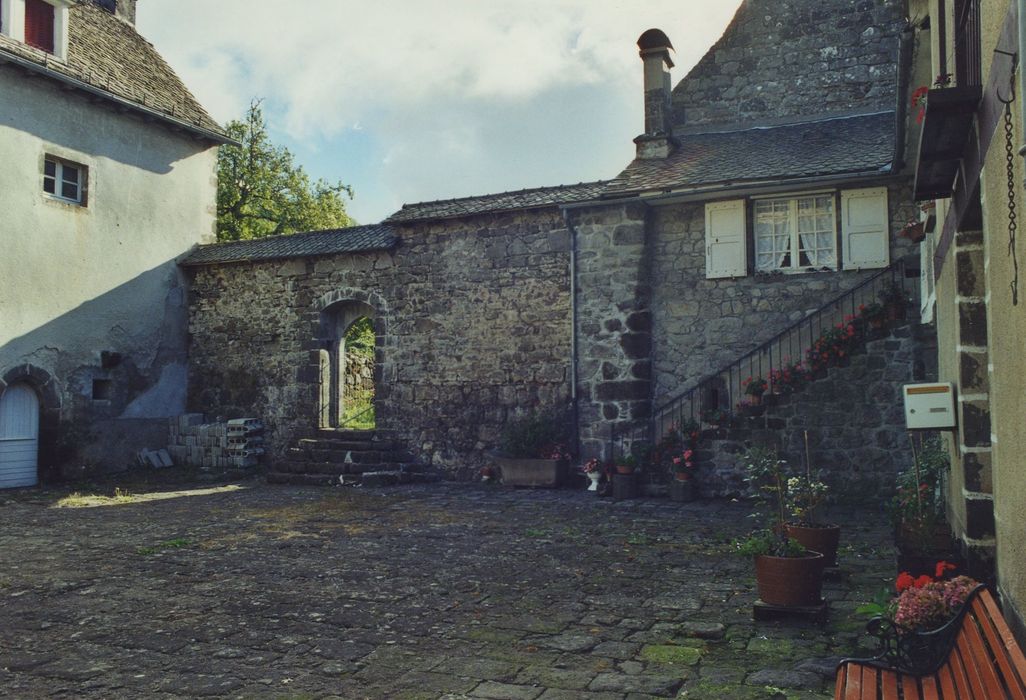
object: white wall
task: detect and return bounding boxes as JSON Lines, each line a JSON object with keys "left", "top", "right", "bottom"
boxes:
{"left": 0, "top": 65, "right": 216, "bottom": 438}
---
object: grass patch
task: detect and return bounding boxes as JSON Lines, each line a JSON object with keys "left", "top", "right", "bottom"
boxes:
{"left": 56, "top": 487, "right": 136, "bottom": 508}
{"left": 137, "top": 538, "right": 191, "bottom": 555}
{"left": 640, "top": 644, "right": 703, "bottom": 666}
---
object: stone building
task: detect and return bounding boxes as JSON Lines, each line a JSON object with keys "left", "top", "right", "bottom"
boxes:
{"left": 0, "top": 0, "right": 230, "bottom": 485}
{"left": 184, "top": 0, "right": 925, "bottom": 491}
{"left": 903, "top": 0, "right": 1026, "bottom": 639}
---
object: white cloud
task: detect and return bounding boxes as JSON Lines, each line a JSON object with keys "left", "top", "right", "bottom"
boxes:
{"left": 137, "top": 1, "right": 742, "bottom": 221}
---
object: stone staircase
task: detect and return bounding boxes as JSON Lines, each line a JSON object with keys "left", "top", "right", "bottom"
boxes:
{"left": 690, "top": 319, "right": 935, "bottom": 500}
{"left": 267, "top": 429, "right": 438, "bottom": 487}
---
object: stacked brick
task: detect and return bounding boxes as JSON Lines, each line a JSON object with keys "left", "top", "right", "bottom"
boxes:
{"left": 168, "top": 414, "right": 265, "bottom": 469}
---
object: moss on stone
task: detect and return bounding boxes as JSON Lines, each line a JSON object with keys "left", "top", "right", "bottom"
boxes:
{"left": 639, "top": 643, "right": 703, "bottom": 665}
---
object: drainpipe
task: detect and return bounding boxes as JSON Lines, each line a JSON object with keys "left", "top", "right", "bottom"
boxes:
{"left": 562, "top": 208, "right": 580, "bottom": 460}
{"left": 894, "top": 23, "right": 915, "bottom": 171}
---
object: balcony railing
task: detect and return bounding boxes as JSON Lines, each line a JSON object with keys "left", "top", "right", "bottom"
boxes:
{"left": 954, "top": 0, "right": 981, "bottom": 87}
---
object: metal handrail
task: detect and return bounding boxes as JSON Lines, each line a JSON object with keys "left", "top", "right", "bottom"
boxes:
{"left": 611, "top": 259, "right": 917, "bottom": 461}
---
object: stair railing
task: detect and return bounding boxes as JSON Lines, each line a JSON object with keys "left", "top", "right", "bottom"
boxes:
{"left": 611, "top": 259, "right": 918, "bottom": 460}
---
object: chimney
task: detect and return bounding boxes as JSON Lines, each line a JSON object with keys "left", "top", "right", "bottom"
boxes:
{"left": 635, "top": 29, "right": 677, "bottom": 159}
{"left": 94, "top": 0, "right": 137, "bottom": 26}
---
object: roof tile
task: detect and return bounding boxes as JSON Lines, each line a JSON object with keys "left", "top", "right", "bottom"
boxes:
{"left": 181, "top": 224, "right": 398, "bottom": 267}
{"left": 385, "top": 181, "right": 608, "bottom": 223}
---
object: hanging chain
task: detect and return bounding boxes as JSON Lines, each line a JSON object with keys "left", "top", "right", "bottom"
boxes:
{"left": 1002, "top": 92, "right": 1020, "bottom": 305}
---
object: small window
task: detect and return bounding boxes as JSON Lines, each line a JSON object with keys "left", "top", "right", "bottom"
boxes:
{"left": 25, "top": 0, "right": 55, "bottom": 53}
{"left": 43, "top": 156, "right": 86, "bottom": 204}
{"left": 91, "top": 379, "right": 112, "bottom": 401}
{"left": 754, "top": 195, "right": 837, "bottom": 272}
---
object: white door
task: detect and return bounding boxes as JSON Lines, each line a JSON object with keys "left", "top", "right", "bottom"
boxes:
{"left": 0, "top": 384, "right": 40, "bottom": 488}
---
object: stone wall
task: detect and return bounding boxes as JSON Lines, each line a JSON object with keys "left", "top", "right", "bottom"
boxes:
{"left": 695, "top": 322, "right": 936, "bottom": 499}
{"left": 649, "top": 182, "right": 920, "bottom": 405}
{"left": 186, "top": 209, "right": 572, "bottom": 475}
{"left": 671, "top": 0, "right": 906, "bottom": 129}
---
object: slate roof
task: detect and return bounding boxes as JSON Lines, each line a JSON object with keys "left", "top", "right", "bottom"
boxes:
{"left": 385, "top": 181, "right": 608, "bottom": 223}
{"left": 180, "top": 224, "right": 399, "bottom": 267}
{"left": 0, "top": 1, "right": 228, "bottom": 142}
{"left": 603, "top": 111, "right": 896, "bottom": 197}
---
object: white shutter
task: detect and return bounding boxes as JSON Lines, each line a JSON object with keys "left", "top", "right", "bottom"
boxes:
{"left": 841, "top": 187, "right": 890, "bottom": 269}
{"left": 705, "top": 200, "right": 747, "bottom": 279}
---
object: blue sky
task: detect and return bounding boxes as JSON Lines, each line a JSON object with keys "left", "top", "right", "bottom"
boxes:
{"left": 137, "top": 1, "right": 742, "bottom": 224}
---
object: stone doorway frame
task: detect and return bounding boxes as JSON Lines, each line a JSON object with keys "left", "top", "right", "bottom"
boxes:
{"left": 0, "top": 364, "right": 61, "bottom": 482}
{"left": 311, "top": 289, "right": 393, "bottom": 431}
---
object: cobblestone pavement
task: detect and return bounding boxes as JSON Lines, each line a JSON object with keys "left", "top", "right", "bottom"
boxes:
{"left": 0, "top": 479, "right": 895, "bottom": 699}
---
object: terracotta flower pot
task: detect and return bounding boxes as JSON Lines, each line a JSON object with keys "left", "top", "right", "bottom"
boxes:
{"left": 754, "top": 552, "right": 825, "bottom": 607}
{"left": 748, "top": 393, "right": 763, "bottom": 406}
{"left": 674, "top": 471, "right": 691, "bottom": 482}
{"left": 785, "top": 523, "right": 841, "bottom": 567}
{"left": 615, "top": 465, "right": 634, "bottom": 476}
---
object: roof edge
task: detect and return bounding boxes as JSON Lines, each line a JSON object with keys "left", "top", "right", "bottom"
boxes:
{"left": 0, "top": 50, "right": 238, "bottom": 146}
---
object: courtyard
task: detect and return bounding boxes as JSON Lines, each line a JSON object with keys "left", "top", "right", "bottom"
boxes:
{"left": 0, "top": 479, "right": 894, "bottom": 699}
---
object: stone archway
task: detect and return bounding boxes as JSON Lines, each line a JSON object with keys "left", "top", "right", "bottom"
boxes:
{"left": 0, "top": 364, "right": 61, "bottom": 485}
{"left": 313, "top": 289, "right": 391, "bottom": 431}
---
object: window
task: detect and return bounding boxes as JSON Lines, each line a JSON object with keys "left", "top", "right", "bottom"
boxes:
{"left": 43, "top": 156, "right": 85, "bottom": 204}
{"left": 754, "top": 194, "right": 837, "bottom": 272}
{"left": 704, "top": 187, "right": 889, "bottom": 279}
{"left": 24, "top": 0, "right": 54, "bottom": 53}
{"left": 0, "top": 0, "right": 68, "bottom": 58}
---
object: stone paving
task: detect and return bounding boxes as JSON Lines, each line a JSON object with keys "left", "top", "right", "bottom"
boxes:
{"left": 0, "top": 479, "right": 895, "bottom": 699}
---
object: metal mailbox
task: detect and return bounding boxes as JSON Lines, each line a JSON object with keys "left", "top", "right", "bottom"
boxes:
{"left": 903, "top": 382, "right": 957, "bottom": 430}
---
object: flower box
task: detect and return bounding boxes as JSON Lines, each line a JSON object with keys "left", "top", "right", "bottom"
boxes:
{"left": 495, "top": 457, "right": 567, "bottom": 488}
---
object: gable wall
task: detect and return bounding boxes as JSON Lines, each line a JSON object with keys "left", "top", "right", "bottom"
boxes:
{"left": 186, "top": 209, "right": 573, "bottom": 475}
{"left": 0, "top": 66, "right": 217, "bottom": 475}
{"left": 672, "top": 0, "right": 906, "bottom": 129}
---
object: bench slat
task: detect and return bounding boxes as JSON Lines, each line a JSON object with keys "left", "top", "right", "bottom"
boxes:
{"left": 936, "top": 664, "right": 959, "bottom": 699}
{"left": 861, "top": 666, "right": 878, "bottom": 700}
{"left": 961, "top": 606, "right": 1008, "bottom": 698}
{"left": 979, "top": 591, "right": 1026, "bottom": 697}
{"left": 845, "top": 663, "right": 863, "bottom": 700}
{"left": 920, "top": 674, "right": 940, "bottom": 699}
{"left": 948, "top": 644, "right": 975, "bottom": 699}
{"left": 904, "top": 676, "right": 923, "bottom": 700}
{"left": 881, "top": 669, "right": 900, "bottom": 700}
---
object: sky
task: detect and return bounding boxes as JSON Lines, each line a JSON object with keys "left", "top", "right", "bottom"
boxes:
{"left": 137, "top": 1, "right": 743, "bottom": 225}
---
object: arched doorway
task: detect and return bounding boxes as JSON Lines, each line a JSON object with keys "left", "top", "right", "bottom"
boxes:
{"left": 319, "top": 300, "right": 376, "bottom": 429}
{"left": 0, "top": 383, "right": 40, "bottom": 488}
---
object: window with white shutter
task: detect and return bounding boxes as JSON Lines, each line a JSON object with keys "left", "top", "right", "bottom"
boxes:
{"left": 841, "top": 187, "right": 890, "bottom": 270}
{"left": 705, "top": 199, "right": 747, "bottom": 279}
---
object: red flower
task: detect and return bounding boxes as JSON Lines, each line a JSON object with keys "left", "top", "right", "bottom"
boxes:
{"left": 914, "top": 574, "right": 933, "bottom": 589}
{"left": 896, "top": 572, "right": 916, "bottom": 592}
{"left": 935, "top": 561, "right": 957, "bottom": 579}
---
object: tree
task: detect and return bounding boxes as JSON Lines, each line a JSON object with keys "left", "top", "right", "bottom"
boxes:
{"left": 216, "top": 100, "right": 355, "bottom": 241}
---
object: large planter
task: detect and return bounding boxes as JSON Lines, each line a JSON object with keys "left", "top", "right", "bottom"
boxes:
{"left": 785, "top": 523, "right": 841, "bottom": 567}
{"left": 670, "top": 478, "right": 695, "bottom": 503}
{"left": 496, "top": 457, "right": 567, "bottom": 488}
{"left": 754, "top": 553, "right": 825, "bottom": 607}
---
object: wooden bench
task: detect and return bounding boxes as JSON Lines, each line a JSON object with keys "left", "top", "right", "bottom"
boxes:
{"left": 835, "top": 586, "right": 1026, "bottom": 699}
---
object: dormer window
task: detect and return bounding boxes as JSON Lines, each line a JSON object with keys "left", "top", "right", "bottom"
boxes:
{"left": 0, "top": 0, "right": 68, "bottom": 59}
{"left": 25, "top": 0, "right": 54, "bottom": 52}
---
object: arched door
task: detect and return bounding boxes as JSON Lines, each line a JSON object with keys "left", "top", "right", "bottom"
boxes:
{"left": 0, "top": 384, "right": 40, "bottom": 488}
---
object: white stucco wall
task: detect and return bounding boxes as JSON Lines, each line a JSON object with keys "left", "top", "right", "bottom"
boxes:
{"left": 0, "top": 65, "right": 217, "bottom": 433}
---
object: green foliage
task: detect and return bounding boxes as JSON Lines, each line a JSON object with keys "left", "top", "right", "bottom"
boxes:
{"left": 893, "top": 437, "right": 948, "bottom": 549}
{"left": 499, "top": 410, "right": 570, "bottom": 459}
{"left": 344, "top": 317, "right": 375, "bottom": 357}
{"left": 734, "top": 531, "right": 807, "bottom": 557}
{"left": 217, "top": 100, "right": 355, "bottom": 241}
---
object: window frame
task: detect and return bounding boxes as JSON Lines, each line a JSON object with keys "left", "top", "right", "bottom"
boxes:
{"left": 752, "top": 191, "right": 840, "bottom": 274}
{"left": 0, "top": 0, "right": 69, "bottom": 59}
{"left": 42, "top": 155, "right": 87, "bottom": 205}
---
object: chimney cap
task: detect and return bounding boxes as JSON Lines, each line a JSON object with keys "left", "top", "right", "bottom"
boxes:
{"left": 637, "top": 29, "right": 673, "bottom": 52}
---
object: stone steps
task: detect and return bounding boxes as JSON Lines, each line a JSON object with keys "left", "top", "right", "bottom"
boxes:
{"left": 691, "top": 319, "right": 929, "bottom": 500}
{"left": 269, "top": 429, "right": 437, "bottom": 487}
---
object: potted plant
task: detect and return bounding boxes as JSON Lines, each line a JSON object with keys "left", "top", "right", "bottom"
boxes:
{"left": 899, "top": 218, "right": 926, "bottom": 243}
{"left": 495, "top": 409, "right": 572, "bottom": 487}
{"left": 879, "top": 283, "right": 910, "bottom": 321}
{"left": 580, "top": 457, "right": 602, "bottom": 491}
{"left": 736, "top": 445, "right": 825, "bottom": 607}
{"left": 614, "top": 454, "right": 637, "bottom": 475}
{"left": 769, "top": 360, "right": 807, "bottom": 394}
{"left": 783, "top": 433, "right": 840, "bottom": 566}
{"left": 742, "top": 376, "right": 768, "bottom": 406}
{"left": 860, "top": 302, "right": 887, "bottom": 332}
{"left": 893, "top": 437, "right": 954, "bottom": 575}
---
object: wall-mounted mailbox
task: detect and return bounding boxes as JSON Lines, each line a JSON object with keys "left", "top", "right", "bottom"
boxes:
{"left": 903, "top": 382, "right": 957, "bottom": 430}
